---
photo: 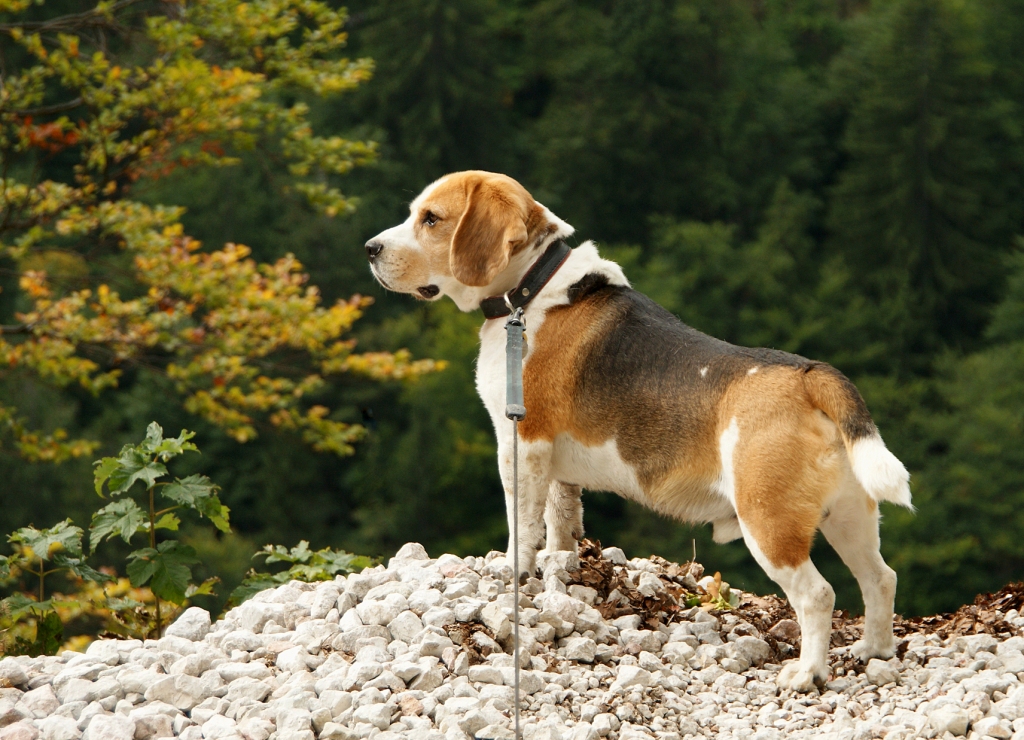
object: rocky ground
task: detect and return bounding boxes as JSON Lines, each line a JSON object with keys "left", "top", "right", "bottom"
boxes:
{"left": 3, "top": 541, "right": 1024, "bottom": 740}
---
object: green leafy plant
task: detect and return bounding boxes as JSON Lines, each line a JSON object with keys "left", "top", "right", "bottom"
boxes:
{"left": 0, "top": 520, "right": 111, "bottom": 655}
{"left": 230, "top": 540, "right": 374, "bottom": 606}
{"left": 92, "top": 423, "right": 230, "bottom": 636}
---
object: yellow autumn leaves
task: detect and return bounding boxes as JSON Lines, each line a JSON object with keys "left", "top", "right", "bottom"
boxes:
{"left": 0, "top": 0, "right": 440, "bottom": 460}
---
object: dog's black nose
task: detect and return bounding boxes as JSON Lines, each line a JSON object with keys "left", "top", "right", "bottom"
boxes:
{"left": 365, "top": 240, "right": 384, "bottom": 261}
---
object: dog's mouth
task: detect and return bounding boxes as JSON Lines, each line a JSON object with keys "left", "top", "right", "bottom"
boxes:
{"left": 417, "top": 285, "right": 440, "bottom": 299}
{"left": 369, "top": 266, "right": 392, "bottom": 290}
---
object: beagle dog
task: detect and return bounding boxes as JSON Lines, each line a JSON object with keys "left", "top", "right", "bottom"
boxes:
{"left": 366, "top": 170, "right": 913, "bottom": 691}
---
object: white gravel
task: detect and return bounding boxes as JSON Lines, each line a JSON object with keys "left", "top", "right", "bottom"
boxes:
{"left": 3, "top": 542, "right": 1024, "bottom": 740}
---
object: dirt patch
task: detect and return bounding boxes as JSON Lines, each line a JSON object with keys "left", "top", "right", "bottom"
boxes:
{"left": 894, "top": 582, "right": 1024, "bottom": 641}
{"left": 445, "top": 622, "right": 500, "bottom": 665}
{"left": 567, "top": 540, "right": 1024, "bottom": 667}
{"left": 570, "top": 540, "right": 703, "bottom": 629}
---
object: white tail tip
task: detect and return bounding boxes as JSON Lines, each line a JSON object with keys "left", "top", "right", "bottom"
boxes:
{"left": 850, "top": 435, "right": 913, "bottom": 509}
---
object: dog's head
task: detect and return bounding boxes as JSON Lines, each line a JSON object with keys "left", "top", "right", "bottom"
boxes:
{"left": 364, "top": 171, "right": 573, "bottom": 311}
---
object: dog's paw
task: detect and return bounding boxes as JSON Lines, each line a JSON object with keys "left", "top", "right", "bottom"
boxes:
{"left": 508, "top": 549, "right": 537, "bottom": 584}
{"left": 850, "top": 638, "right": 895, "bottom": 662}
{"left": 777, "top": 661, "right": 827, "bottom": 693}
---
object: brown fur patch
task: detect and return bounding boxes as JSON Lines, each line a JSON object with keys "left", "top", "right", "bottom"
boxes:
{"left": 801, "top": 363, "right": 877, "bottom": 443}
{"left": 523, "top": 285, "right": 849, "bottom": 569}
{"left": 520, "top": 289, "right": 610, "bottom": 447}
{"left": 411, "top": 172, "right": 553, "bottom": 287}
{"left": 722, "top": 367, "right": 845, "bottom": 568}
{"left": 521, "top": 289, "right": 724, "bottom": 521}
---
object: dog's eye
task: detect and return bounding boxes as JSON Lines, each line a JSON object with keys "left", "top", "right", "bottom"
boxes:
{"left": 423, "top": 211, "right": 439, "bottom": 227}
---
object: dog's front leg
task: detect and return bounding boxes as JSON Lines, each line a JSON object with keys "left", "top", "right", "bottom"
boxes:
{"left": 498, "top": 436, "right": 553, "bottom": 581}
{"left": 542, "top": 481, "right": 584, "bottom": 554}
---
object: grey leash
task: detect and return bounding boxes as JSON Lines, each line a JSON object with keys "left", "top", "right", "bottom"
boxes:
{"left": 504, "top": 299, "right": 526, "bottom": 740}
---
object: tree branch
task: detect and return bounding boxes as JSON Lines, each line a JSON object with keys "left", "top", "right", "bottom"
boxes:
{"left": 0, "top": 0, "right": 143, "bottom": 34}
{"left": 5, "top": 98, "right": 84, "bottom": 117}
{"left": 0, "top": 324, "right": 33, "bottom": 335}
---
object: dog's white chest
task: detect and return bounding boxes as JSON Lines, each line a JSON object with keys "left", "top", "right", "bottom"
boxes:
{"left": 476, "top": 319, "right": 515, "bottom": 426}
{"left": 550, "top": 436, "right": 647, "bottom": 502}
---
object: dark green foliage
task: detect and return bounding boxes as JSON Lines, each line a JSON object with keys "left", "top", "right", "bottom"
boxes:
{"left": 882, "top": 251, "right": 1024, "bottom": 613}
{"left": 1, "top": 424, "right": 238, "bottom": 652}
{"left": 230, "top": 541, "right": 376, "bottom": 606}
{"left": 9, "top": 611, "right": 64, "bottom": 658}
{"left": 2, "top": 522, "right": 113, "bottom": 610}
{"left": 827, "top": 0, "right": 1023, "bottom": 373}
{"left": 92, "top": 424, "right": 230, "bottom": 610}
{"left": 0, "top": 520, "right": 111, "bottom": 654}
{"left": 125, "top": 542, "right": 202, "bottom": 607}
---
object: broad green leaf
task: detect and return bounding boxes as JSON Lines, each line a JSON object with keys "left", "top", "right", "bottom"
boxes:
{"left": 234, "top": 544, "right": 374, "bottom": 607}
{"left": 0, "top": 554, "right": 11, "bottom": 580}
{"left": 9, "top": 520, "right": 84, "bottom": 561}
{"left": 126, "top": 541, "right": 199, "bottom": 605}
{"left": 143, "top": 422, "right": 164, "bottom": 449}
{"left": 162, "top": 475, "right": 230, "bottom": 532}
{"left": 262, "top": 540, "right": 312, "bottom": 565}
{"left": 2, "top": 593, "right": 56, "bottom": 620}
{"left": 150, "top": 429, "right": 198, "bottom": 462}
{"left": 105, "top": 596, "right": 145, "bottom": 611}
{"left": 229, "top": 571, "right": 288, "bottom": 606}
{"left": 33, "top": 610, "right": 64, "bottom": 656}
{"left": 51, "top": 553, "right": 114, "bottom": 583}
{"left": 201, "top": 501, "right": 231, "bottom": 534}
{"left": 12, "top": 610, "right": 64, "bottom": 657}
{"left": 104, "top": 447, "right": 167, "bottom": 495}
{"left": 161, "top": 474, "right": 217, "bottom": 508}
{"left": 93, "top": 456, "right": 120, "bottom": 496}
{"left": 154, "top": 513, "right": 181, "bottom": 531}
{"left": 90, "top": 499, "right": 147, "bottom": 550}
{"left": 315, "top": 549, "right": 375, "bottom": 575}
{"left": 281, "top": 564, "right": 324, "bottom": 581}
{"left": 186, "top": 577, "right": 219, "bottom": 598}
{"left": 138, "top": 423, "right": 198, "bottom": 461}
{"left": 148, "top": 542, "right": 199, "bottom": 605}
{"left": 125, "top": 547, "right": 159, "bottom": 588}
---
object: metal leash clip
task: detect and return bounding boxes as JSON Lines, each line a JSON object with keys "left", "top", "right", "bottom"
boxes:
{"left": 504, "top": 297, "right": 526, "bottom": 422}
{"left": 504, "top": 291, "right": 527, "bottom": 360}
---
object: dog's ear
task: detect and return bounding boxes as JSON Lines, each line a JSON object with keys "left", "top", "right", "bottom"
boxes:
{"left": 450, "top": 179, "right": 529, "bottom": 287}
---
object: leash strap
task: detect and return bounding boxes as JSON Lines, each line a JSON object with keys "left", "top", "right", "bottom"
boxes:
{"left": 504, "top": 305, "right": 526, "bottom": 740}
{"left": 512, "top": 418, "right": 521, "bottom": 740}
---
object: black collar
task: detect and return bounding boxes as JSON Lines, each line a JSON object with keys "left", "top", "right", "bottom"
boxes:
{"left": 480, "top": 240, "right": 572, "bottom": 320}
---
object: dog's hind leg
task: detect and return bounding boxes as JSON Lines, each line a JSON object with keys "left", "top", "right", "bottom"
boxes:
{"left": 542, "top": 481, "right": 583, "bottom": 554}
{"left": 728, "top": 419, "right": 838, "bottom": 692}
{"left": 740, "top": 520, "right": 834, "bottom": 691}
{"left": 819, "top": 474, "right": 898, "bottom": 662}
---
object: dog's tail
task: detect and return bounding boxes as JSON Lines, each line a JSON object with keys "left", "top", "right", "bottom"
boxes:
{"left": 802, "top": 363, "right": 913, "bottom": 509}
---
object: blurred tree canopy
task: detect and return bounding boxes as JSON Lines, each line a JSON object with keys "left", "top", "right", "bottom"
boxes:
{"left": 2, "top": 0, "right": 1023, "bottom": 617}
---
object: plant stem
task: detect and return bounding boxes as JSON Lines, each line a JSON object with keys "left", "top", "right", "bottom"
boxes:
{"left": 149, "top": 484, "right": 162, "bottom": 637}
{"left": 37, "top": 559, "right": 44, "bottom": 604}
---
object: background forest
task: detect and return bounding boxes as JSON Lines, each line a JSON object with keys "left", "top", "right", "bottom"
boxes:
{"left": 3, "top": 0, "right": 1024, "bottom": 628}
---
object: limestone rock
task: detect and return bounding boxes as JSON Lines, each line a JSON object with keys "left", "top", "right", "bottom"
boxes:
{"left": 164, "top": 608, "right": 211, "bottom": 642}
{"left": 82, "top": 714, "right": 134, "bottom": 740}
{"left": 0, "top": 722, "right": 38, "bottom": 740}
{"left": 928, "top": 704, "right": 969, "bottom": 736}
{"left": 0, "top": 662, "right": 29, "bottom": 689}
{"left": 143, "top": 675, "right": 206, "bottom": 712}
